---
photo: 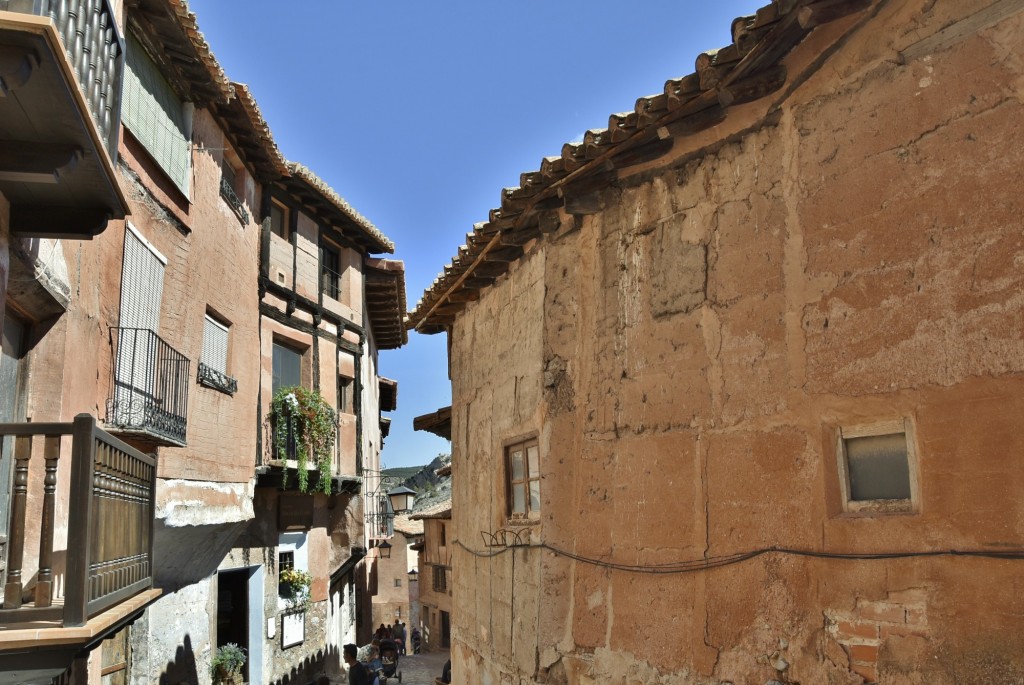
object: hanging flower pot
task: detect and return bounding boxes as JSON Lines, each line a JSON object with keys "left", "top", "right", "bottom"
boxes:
{"left": 268, "top": 386, "right": 337, "bottom": 494}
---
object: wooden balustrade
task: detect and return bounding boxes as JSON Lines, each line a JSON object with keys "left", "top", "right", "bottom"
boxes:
{"left": 0, "top": 415, "right": 156, "bottom": 627}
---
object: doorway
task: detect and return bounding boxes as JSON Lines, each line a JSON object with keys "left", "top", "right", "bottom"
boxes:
{"left": 217, "top": 570, "right": 249, "bottom": 681}
{"left": 440, "top": 610, "right": 451, "bottom": 649}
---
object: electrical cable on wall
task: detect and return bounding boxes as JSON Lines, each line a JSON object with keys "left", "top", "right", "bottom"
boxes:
{"left": 456, "top": 538, "right": 1024, "bottom": 574}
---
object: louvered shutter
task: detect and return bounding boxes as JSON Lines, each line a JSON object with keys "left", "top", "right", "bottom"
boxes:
{"left": 114, "top": 226, "right": 166, "bottom": 428}
{"left": 122, "top": 32, "right": 192, "bottom": 196}
{"left": 201, "top": 315, "right": 229, "bottom": 375}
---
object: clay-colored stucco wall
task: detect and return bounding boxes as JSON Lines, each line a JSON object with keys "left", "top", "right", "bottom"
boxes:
{"left": 449, "top": 2, "right": 1024, "bottom": 684}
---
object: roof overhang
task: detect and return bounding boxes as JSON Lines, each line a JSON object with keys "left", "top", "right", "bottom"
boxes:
{"left": 365, "top": 259, "right": 408, "bottom": 349}
{"left": 413, "top": 406, "right": 452, "bottom": 440}
{"left": 378, "top": 377, "right": 398, "bottom": 412}
{"left": 407, "top": 0, "right": 878, "bottom": 333}
{"left": 213, "top": 82, "right": 289, "bottom": 182}
{"left": 283, "top": 163, "right": 395, "bottom": 254}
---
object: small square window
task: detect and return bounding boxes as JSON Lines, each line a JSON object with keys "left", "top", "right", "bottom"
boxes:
{"left": 837, "top": 419, "right": 917, "bottom": 515}
{"left": 506, "top": 438, "right": 540, "bottom": 520}
{"left": 394, "top": 578, "right": 402, "bottom": 588}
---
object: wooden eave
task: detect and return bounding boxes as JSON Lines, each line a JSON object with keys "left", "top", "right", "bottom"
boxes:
{"left": 284, "top": 163, "right": 395, "bottom": 254}
{"left": 407, "top": 0, "right": 876, "bottom": 333}
{"left": 412, "top": 406, "right": 452, "bottom": 441}
{"left": 379, "top": 377, "right": 398, "bottom": 413}
{"left": 125, "top": 0, "right": 233, "bottom": 106}
{"left": 365, "top": 258, "right": 408, "bottom": 349}
{"left": 213, "top": 82, "right": 288, "bottom": 182}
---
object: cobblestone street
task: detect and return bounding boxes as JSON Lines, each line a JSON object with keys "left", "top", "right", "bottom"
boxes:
{"left": 386, "top": 651, "right": 449, "bottom": 685}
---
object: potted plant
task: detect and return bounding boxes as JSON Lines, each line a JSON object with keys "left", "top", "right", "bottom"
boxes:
{"left": 211, "top": 643, "right": 246, "bottom": 685}
{"left": 268, "top": 386, "right": 337, "bottom": 494}
{"left": 279, "top": 566, "right": 313, "bottom": 611}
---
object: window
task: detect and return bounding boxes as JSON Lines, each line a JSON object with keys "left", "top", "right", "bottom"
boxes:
{"left": 439, "top": 524, "right": 446, "bottom": 547}
{"left": 432, "top": 565, "right": 447, "bottom": 593}
{"left": 112, "top": 225, "right": 167, "bottom": 428}
{"left": 506, "top": 438, "right": 540, "bottom": 520}
{"left": 320, "top": 242, "right": 340, "bottom": 300}
{"left": 836, "top": 419, "right": 917, "bottom": 514}
{"left": 269, "top": 200, "right": 289, "bottom": 240}
{"left": 220, "top": 159, "right": 248, "bottom": 224}
{"left": 338, "top": 376, "right": 353, "bottom": 415}
{"left": 272, "top": 342, "right": 303, "bottom": 395}
{"left": 122, "top": 32, "right": 192, "bottom": 195}
{"left": 279, "top": 550, "right": 295, "bottom": 572}
{"left": 198, "top": 313, "right": 237, "bottom": 394}
{"left": 277, "top": 532, "right": 308, "bottom": 605}
{"left": 394, "top": 578, "right": 402, "bottom": 588}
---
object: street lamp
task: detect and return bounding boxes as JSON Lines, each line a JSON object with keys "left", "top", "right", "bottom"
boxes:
{"left": 377, "top": 540, "right": 392, "bottom": 559}
{"left": 407, "top": 569, "right": 418, "bottom": 581}
{"left": 387, "top": 486, "right": 416, "bottom": 514}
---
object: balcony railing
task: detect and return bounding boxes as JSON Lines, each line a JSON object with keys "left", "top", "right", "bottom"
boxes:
{"left": 0, "top": 415, "right": 156, "bottom": 627}
{"left": 106, "top": 327, "right": 190, "bottom": 446}
{"left": 220, "top": 176, "right": 249, "bottom": 225}
{"left": 4, "top": 0, "right": 126, "bottom": 160}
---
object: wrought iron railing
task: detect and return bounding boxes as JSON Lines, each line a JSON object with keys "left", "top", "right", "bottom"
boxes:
{"left": 4, "top": 0, "right": 126, "bottom": 160}
{"left": 220, "top": 176, "right": 249, "bottom": 224}
{"left": 0, "top": 415, "right": 156, "bottom": 627}
{"left": 106, "top": 327, "right": 190, "bottom": 445}
{"left": 197, "top": 361, "right": 238, "bottom": 395}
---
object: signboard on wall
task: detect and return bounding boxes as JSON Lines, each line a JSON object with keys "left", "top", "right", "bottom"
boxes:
{"left": 282, "top": 612, "right": 305, "bottom": 648}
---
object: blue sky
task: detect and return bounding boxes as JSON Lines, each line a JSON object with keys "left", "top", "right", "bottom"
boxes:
{"left": 186, "top": 1, "right": 765, "bottom": 467}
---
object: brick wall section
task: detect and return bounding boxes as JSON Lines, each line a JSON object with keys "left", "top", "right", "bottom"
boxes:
{"left": 827, "top": 589, "right": 928, "bottom": 682}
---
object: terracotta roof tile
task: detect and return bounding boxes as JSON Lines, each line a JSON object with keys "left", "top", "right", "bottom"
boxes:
{"left": 166, "top": 0, "right": 234, "bottom": 103}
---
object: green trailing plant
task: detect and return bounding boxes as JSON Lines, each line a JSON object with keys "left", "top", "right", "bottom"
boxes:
{"left": 279, "top": 566, "right": 313, "bottom": 611}
{"left": 269, "top": 386, "right": 337, "bottom": 494}
{"left": 211, "top": 643, "right": 246, "bottom": 679}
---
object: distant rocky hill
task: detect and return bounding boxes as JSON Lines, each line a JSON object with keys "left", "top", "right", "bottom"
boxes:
{"left": 386, "top": 454, "right": 451, "bottom": 513}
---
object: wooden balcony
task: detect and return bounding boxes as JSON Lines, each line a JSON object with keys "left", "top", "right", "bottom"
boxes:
{"left": 0, "top": 415, "right": 160, "bottom": 683}
{"left": 0, "top": 0, "right": 129, "bottom": 238}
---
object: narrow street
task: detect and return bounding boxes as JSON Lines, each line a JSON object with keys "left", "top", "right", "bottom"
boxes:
{"left": 388, "top": 651, "right": 449, "bottom": 685}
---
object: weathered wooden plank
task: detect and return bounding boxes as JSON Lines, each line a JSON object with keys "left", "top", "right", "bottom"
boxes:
{"left": 35, "top": 436, "right": 60, "bottom": 608}
{"left": 718, "top": 65, "right": 788, "bottom": 107}
{"left": 4, "top": 436, "right": 30, "bottom": 609}
{"left": 610, "top": 136, "right": 675, "bottom": 169}
{"left": 657, "top": 104, "right": 728, "bottom": 139}
{"left": 799, "top": 0, "right": 874, "bottom": 28}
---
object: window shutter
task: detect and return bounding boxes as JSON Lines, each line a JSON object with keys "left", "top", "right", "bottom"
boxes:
{"left": 115, "top": 226, "right": 167, "bottom": 427}
{"left": 123, "top": 32, "right": 191, "bottom": 196}
{"left": 201, "top": 315, "right": 229, "bottom": 375}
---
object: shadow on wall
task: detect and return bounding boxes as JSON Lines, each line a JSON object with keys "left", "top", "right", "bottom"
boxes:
{"left": 159, "top": 634, "right": 200, "bottom": 685}
{"left": 153, "top": 520, "right": 249, "bottom": 589}
{"left": 269, "top": 644, "right": 341, "bottom": 685}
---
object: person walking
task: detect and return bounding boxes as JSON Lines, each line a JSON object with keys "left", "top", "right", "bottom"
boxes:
{"left": 343, "top": 644, "right": 369, "bottom": 685}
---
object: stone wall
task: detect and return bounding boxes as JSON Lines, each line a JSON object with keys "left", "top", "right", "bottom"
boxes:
{"left": 449, "top": 1, "right": 1024, "bottom": 683}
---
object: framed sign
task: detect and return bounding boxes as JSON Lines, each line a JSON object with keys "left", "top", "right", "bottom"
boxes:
{"left": 282, "top": 611, "right": 304, "bottom": 648}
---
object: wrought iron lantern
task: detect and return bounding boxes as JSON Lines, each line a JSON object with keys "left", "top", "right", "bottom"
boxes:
{"left": 387, "top": 486, "right": 416, "bottom": 514}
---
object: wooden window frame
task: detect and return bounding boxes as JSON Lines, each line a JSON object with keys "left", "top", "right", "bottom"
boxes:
{"left": 432, "top": 564, "right": 447, "bottom": 593}
{"left": 505, "top": 437, "right": 540, "bottom": 522}
{"left": 836, "top": 418, "right": 919, "bottom": 516}
{"left": 269, "top": 199, "right": 290, "bottom": 241}
{"left": 320, "top": 240, "right": 341, "bottom": 301}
